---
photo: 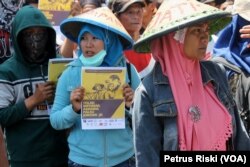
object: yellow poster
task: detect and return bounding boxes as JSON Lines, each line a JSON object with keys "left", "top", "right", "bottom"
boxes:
{"left": 81, "top": 67, "right": 126, "bottom": 129}
{"left": 38, "top": 0, "right": 72, "bottom": 26}
{"left": 48, "top": 58, "right": 75, "bottom": 83}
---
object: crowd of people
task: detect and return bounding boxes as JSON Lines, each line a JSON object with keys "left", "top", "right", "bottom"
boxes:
{"left": 0, "top": 0, "right": 250, "bottom": 167}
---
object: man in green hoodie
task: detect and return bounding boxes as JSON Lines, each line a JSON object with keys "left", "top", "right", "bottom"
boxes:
{"left": 0, "top": 5, "right": 68, "bottom": 167}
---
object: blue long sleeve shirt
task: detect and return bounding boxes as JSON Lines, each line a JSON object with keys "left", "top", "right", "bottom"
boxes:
{"left": 50, "top": 58, "right": 140, "bottom": 167}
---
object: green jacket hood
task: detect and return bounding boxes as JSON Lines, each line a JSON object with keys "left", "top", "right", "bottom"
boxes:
{"left": 11, "top": 5, "right": 56, "bottom": 65}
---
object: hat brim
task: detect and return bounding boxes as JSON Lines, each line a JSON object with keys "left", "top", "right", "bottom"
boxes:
{"left": 118, "top": 0, "right": 145, "bottom": 13}
{"left": 201, "top": 0, "right": 215, "bottom": 4}
{"left": 232, "top": 0, "right": 250, "bottom": 22}
{"left": 134, "top": 4, "right": 231, "bottom": 53}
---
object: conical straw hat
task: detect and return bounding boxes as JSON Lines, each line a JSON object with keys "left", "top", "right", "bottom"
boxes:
{"left": 134, "top": 0, "right": 231, "bottom": 53}
{"left": 60, "top": 7, "right": 133, "bottom": 50}
{"left": 232, "top": 0, "right": 250, "bottom": 22}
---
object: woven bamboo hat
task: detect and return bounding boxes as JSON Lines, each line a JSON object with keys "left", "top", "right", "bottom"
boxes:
{"left": 232, "top": 0, "right": 250, "bottom": 22}
{"left": 60, "top": 7, "right": 133, "bottom": 50}
{"left": 134, "top": 0, "right": 231, "bottom": 53}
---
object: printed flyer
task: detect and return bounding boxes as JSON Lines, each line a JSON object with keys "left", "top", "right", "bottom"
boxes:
{"left": 38, "top": 0, "right": 72, "bottom": 26}
{"left": 81, "top": 67, "right": 126, "bottom": 130}
{"left": 48, "top": 58, "right": 75, "bottom": 83}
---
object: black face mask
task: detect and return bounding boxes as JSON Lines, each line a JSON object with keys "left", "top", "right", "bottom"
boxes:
{"left": 20, "top": 28, "right": 48, "bottom": 64}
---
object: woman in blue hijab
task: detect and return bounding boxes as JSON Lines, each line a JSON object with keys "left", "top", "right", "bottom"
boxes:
{"left": 50, "top": 7, "right": 140, "bottom": 167}
{"left": 77, "top": 24, "right": 125, "bottom": 67}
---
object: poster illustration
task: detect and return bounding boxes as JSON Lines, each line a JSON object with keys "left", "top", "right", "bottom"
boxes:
{"left": 38, "top": 0, "right": 72, "bottom": 26}
{"left": 81, "top": 67, "right": 126, "bottom": 129}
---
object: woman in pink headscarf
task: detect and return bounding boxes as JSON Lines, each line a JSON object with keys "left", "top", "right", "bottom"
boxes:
{"left": 132, "top": 0, "right": 250, "bottom": 167}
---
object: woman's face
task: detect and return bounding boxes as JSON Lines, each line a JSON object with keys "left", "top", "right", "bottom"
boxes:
{"left": 183, "top": 23, "right": 209, "bottom": 60}
{"left": 80, "top": 32, "right": 104, "bottom": 57}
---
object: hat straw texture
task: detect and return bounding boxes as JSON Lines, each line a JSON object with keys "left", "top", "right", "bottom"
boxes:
{"left": 60, "top": 7, "right": 133, "bottom": 50}
{"left": 232, "top": 0, "right": 250, "bottom": 21}
{"left": 134, "top": 0, "right": 230, "bottom": 53}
